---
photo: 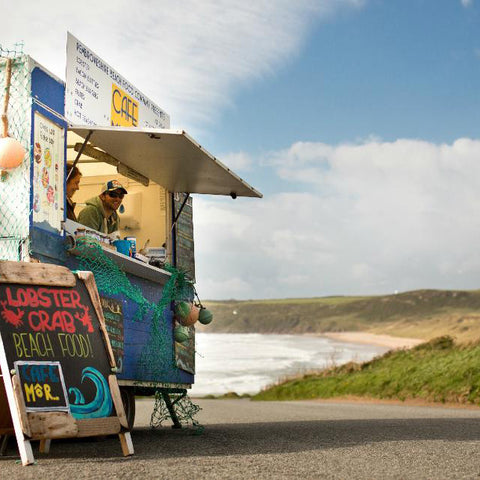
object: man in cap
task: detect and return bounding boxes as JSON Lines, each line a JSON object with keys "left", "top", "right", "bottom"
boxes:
{"left": 78, "top": 179, "right": 128, "bottom": 234}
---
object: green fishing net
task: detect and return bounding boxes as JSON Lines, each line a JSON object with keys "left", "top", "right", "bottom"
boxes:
{"left": 74, "top": 237, "right": 201, "bottom": 427}
{"left": 74, "top": 237, "right": 191, "bottom": 374}
{"left": 150, "top": 389, "right": 203, "bottom": 433}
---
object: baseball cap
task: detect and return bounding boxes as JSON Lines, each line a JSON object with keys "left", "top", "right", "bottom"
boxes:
{"left": 100, "top": 179, "right": 128, "bottom": 195}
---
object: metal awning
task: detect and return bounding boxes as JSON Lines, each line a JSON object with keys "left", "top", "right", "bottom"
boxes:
{"left": 69, "top": 126, "right": 262, "bottom": 198}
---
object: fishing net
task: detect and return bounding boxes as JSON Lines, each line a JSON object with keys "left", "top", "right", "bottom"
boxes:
{"left": 0, "top": 44, "right": 31, "bottom": 261}
{"left": 150, "top": 389, "right": 203, "bottom": 432}
{"left": 74, "top": 238, "right": 202, "bottom": 427}
{"left": 74, "top": 237, "right": 191, "bottom": 379}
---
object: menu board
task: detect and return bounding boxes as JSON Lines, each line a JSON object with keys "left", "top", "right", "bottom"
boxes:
{"left": 32, "top": 112, "right": 65, "bottom": 232}
{"left": 0, "top": 278, "right": 114, "bottom": 419}
{"left": 100, "top": 296, "right": 124, "bottom": 374}
{"left": 65, "top": 33, "right": 170, "bottom": 129}
{"left": 0, "top": 263, "right": 134, "bottom": 465}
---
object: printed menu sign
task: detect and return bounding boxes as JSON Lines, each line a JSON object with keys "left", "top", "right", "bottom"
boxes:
{"left": 65, "top": 33, "right": 170, "bottom": 128}
{"left": 32, "top": 112, "right": 65, "bottom": 232}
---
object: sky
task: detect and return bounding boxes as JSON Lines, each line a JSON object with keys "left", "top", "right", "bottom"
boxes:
{"left": 2, "top": 0, "right": 480, "bottom": 299}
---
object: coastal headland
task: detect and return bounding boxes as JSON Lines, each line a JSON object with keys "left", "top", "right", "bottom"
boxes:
{"left": 202, "top": 288, "right": 480, "bottom": 344}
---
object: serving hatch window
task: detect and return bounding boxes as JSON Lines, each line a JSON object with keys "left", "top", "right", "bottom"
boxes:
{"left": 65, "top": 130, "right": 173, "bottom": 265}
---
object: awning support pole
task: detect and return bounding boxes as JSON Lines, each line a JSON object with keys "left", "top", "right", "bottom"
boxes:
{"left": 67, "top": 130, "right": 93, "bottom": 181}
{"left": 172, "top": 193, "right": 191, "bottom": 229}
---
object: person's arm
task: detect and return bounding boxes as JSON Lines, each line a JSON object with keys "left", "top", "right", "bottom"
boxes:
{"left": 107, "top": 214, "right": 120, "bottom": 234}
{"left": 77, "top": 206, "right": 103, "bottom": 232}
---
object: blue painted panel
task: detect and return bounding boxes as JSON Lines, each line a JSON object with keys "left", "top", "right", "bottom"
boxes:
{"left": 31, "top": 67, "right": 65, "bottom": 116}
{"left": 120, "top": 273, "right": 193, "bottom": 385}
{"left": 62, "top": 255, "right": 194, "bottom": 387}
{"left": 30, "top": 226, "right": 66, "bottom": 261}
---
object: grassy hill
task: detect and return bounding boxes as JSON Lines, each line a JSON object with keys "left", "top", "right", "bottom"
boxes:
{"left": 253, "top": 336, "right": 480, "bottom": 405}
{"left": 202, "top": 289, "right": 480, "bottom": 343}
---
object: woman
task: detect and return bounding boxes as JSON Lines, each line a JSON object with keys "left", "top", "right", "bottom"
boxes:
{"left": 66, "top": 162, "right": 82, "bottom": 221}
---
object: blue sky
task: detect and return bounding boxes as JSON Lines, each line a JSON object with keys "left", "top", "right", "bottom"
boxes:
{"left": 212, "top": 0, "right": 480, "bottom": 154}
{"left": 3, "top": 0, "right": 480, "bottom": 299}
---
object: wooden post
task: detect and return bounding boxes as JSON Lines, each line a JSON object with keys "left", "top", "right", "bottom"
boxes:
{"left": 119, "top": 431, "right": 134, "bottom": 457}
{"left": 11, "top": 375, "right": 31, "bottom": 437}
{"left": 108, "top": 376, "right": 134, "bottom": 456}
{"left": 39, "top": 439, "right": 51, "bottom": 454}
{"left": 0, "top": 334, "right": 34, "bottom": 465}
{"left": 77, "top": 271, "right": 116, "bottom": 368}
{"left": 108, "top": 375, "right": 128, "bottom": 430}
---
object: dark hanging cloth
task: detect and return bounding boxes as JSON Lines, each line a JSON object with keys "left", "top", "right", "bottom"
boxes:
{"left": 67, "top": 197, "right": 77, "bottom": 222}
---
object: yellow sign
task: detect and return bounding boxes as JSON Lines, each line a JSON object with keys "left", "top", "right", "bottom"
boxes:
{"left": 111, "top": 84, "right": 138, "bottom": 127}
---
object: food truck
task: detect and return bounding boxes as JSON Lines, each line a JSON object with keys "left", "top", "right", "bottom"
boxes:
{"left": 0, "top": 34, "right": 261, "bottom": 435}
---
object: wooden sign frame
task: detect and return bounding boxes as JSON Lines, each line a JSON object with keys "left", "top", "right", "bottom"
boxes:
{"left": 0, "top": 261, "right": 134, "bottom": 465}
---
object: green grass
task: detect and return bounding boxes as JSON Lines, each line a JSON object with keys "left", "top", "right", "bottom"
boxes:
{"left": 253, "top": 336, "right": 480, "bottom": 405}
{"left": 201, "top": 392, "right": 252, "bottom": 400}
{"left": 213, "top": 296, "right": 367, "bottom": 306}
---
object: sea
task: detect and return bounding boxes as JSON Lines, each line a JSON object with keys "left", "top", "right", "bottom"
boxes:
{"left": 189, "top": 333, "right": 389, "bottom": 396}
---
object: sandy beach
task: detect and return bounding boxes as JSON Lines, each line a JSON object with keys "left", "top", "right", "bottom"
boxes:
{"left": 323, "top": 331, "right": 423, "bottom": 349}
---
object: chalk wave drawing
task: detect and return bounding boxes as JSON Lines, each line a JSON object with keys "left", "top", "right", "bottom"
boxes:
{"left": 69, "top": 367, "right": 113, "bottom": 419}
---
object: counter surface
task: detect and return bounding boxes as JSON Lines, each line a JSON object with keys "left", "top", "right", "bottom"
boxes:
{"left": 64, "top": 219, "right": 171, "bottom": 284}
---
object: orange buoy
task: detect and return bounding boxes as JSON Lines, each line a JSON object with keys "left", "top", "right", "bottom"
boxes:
{"left": 177, "top": 304, "right": 200, "bottom": 327}
{"left": 0, "top": 137, "right": 25, "bottom": 170}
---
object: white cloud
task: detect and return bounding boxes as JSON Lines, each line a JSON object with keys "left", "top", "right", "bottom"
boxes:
{"left": 461, "top": 0, "right": 473, "bottom": 7}
{"left": 194, "top": 137, "right": 480, "bottom": 299}
{"left": 220, "top": 152, "right": 253, "bottom": 172}
{"left": 1, "top": 0, "right": 364, "bottom": 133}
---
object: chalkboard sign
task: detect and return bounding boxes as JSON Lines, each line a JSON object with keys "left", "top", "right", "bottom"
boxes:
{"left": 0, "top": 279, "right": 114, "bottom": 420}
{"left": 0, "top": 262, "right": 133, "bottom": 465}
{"left": 14, "top": 361, "right": 69, "bottom": 412}
{"left": 100, "top": 296, "right": 124, "bottom": 374}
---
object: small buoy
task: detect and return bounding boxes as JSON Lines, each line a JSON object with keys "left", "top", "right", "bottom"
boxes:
{"left": 175, "top": 301, "right": 191, "bottom": 319}
{"left": 0, "top": 137, "right": 26, "bottom": 171}
{"left": 178, "top": 304, "right": 199, "bottom": 326}
{"left": 198, "top": 308, "right": 213, "bottom": 325}
{"left": 174, "top": 325, "right": 189, "bottom": 343}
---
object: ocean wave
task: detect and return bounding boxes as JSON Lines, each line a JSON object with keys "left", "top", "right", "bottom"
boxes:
{"left": 191, "top": 333, "right": 387, "bottom": 396}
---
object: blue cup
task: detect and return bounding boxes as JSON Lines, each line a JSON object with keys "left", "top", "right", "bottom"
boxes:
{"left": 113, "top": 239, "right": 131, "bottom": 256}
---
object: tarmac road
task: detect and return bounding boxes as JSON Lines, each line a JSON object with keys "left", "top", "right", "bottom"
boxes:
{"left": 1, "top": 398, "right": 480, "bottom": 479}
